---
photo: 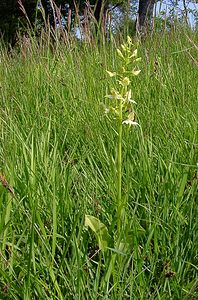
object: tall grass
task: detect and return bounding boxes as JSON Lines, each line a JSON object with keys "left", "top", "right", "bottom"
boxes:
{"left": 0, "top": 27, "right": 197, "bottom": 299}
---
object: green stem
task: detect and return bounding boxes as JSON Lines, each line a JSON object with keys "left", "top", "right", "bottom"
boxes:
{"left": 117, "top": 96, "right": 123, "bottom": 236}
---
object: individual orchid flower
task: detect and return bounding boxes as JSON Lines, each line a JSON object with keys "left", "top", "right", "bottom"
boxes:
{"left": 125, "top": 90, "right": 137, "bottom": 104}
{"left": 117, "top": 48, "right": 125, "bottom": 59}
{"left": 105, "top": 89, "right": 124, "bottom": 101}
{"left": 119, "top": 77, "right": 130, "bottom": 87}
{"left": 130, "top": 49, "right": 138, "bottom": 58}
{"left": 106, "top": 70, "right": 117, "bottom": 77}
{"left": 132, "top": 69, "right": 141, "bottom": 76}
{"left": 122, "top": 120, "right": 140, "bottom": 126}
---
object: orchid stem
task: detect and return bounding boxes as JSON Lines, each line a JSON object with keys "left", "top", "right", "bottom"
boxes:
{"left": 117, "top": 102, "right": 122, "bottom": 235}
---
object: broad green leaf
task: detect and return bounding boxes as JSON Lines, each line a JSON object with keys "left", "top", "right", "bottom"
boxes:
{"left": 85, "top": 215, "right": 112, "bottom": 251}
{"left": 107, "top": 246, "right": 127, "bottom": 256}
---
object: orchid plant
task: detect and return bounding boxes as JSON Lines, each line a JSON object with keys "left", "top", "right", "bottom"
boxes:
{"left": 85, "top": 36, "right": 141, "bottom": 252}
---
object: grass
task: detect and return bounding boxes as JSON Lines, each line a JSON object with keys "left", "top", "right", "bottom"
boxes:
{"left": 0, "top": 27, "right": 197, "bottom": 299}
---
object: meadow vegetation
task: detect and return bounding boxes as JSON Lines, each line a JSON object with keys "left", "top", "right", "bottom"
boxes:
{"left": 0, "top": 28, "right": 197, "bottom": 299}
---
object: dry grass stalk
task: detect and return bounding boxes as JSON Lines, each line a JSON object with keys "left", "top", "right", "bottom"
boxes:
{"left": 0, "top": 173, "right": 15, "bottom": 197}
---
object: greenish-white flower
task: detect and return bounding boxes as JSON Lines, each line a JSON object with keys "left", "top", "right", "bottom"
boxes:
{"left": 122, "top": 120, "right": 140, "bottom": 126}
{"left": 121, "top": 44, "right": 127, "bottom": 52}
{"left": 132, "top": 69, "right": 141, "bottom": 76}
{"left": 119, "top": 77, "right": 130, "bottom": 87}
{"left": 127, "top": 36, "right": 132, "bottom": 45}
{"left": 131, "top": 49, "right": 138, "bottom": 58}
{"left": 126, "top": 90, "right": 137, "bottom": 104}
{"left": 104, "top": 107, "right": 110, "bottom": 114}
{"left": 106, "top": 70, "right": 117, "bottom": 77}
{"left": 117, "top": 48, "right": 124, "bottom": 59}
{"left": 135, "top": 57, "right": 141, "bottom": 62}
{"left": 105, "top": 89, "right": 123, "bottom": 100}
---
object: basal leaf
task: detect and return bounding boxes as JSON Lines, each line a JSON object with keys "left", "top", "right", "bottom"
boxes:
{"left": 85, "top": 215, "right": 112, "bottom": 251}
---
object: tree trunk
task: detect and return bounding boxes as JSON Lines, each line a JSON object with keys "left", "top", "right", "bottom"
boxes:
{"left": 94, "top": 0, "right": 109, "bottom": 23}
{"left": 0, "top": 0, "right": 37, "bottom": 45}
{"left": 136, "top": 0, "right": 155, "bottom": 35}
{"left": 93, "top": 0, "right": 109, "bottom": 38}
{"left": 0, "top": 1, "right": 18, "bottom": 44}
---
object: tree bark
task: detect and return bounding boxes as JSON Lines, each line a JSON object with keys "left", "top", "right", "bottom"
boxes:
{"left": 94, "top": 0, "right": 109, "bottom": 24}
{"left": 0, "top": 0, "right": 37, "bottom": 45}
{"left": 136, "top": 0, "right": 155, "bottom": 35}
